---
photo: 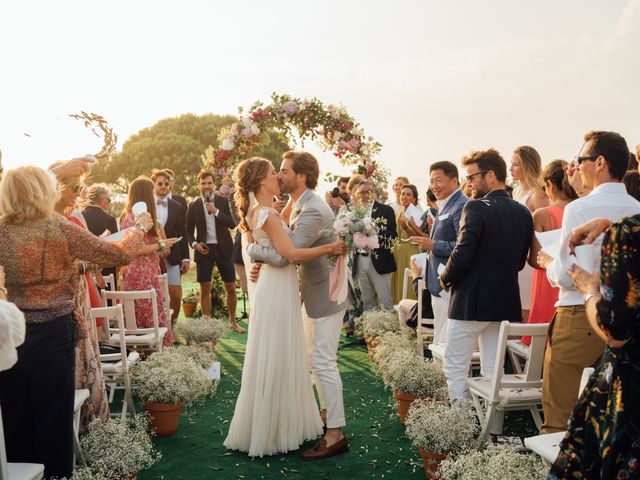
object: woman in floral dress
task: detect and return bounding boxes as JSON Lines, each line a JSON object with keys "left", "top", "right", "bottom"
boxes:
{"left": 120, "top": 176, "right": 177, "bottom": 347}
{"left": 549, "top": 214, "right": 640, "bottom": 479}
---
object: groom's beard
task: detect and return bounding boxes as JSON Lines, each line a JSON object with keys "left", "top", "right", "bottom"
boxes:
{"left": 278, "top": 179, "right": 296, "bottom": 194}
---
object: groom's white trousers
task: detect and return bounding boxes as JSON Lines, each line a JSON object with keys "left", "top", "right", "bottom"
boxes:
{"left": 302, "top": 305, "right": 346, "bottom": 429}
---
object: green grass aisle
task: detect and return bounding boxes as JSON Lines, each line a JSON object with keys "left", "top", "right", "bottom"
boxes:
{"left": 138, "top": 324, "right": 425, "bottom": 479}
{"left": 136, "top": 274, "right": 537, "bottom": 479}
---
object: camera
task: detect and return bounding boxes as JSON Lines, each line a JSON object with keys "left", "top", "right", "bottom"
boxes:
{"left": 331, "top": 187, "right": 341, "bottom": 198}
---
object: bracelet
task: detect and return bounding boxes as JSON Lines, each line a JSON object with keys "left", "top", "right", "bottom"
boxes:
{"left": 135, "top": 222, "right": 147, "bottom": 234}
{"left": 156, "top": 238, "right": 167, "bottom": 252}
{"left": 583, "top": 291, "right": 602, "bottom": 303}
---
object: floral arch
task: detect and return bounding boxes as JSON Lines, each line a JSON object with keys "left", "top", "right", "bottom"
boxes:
{"left": 202, "top": 93, "right": 389, "bottom": 186}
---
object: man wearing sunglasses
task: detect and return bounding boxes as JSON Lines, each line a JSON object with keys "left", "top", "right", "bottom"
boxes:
{"left": 152, "top": 169, "right": 190, "bottom": 331}
{"left": 537, "top": 131, "right": 640, "bottom": 434}
{"left": 439, "top": 148, "right": 533, "bottom": 436}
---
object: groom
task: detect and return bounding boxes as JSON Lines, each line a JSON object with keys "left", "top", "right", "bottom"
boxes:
{"left": 248, "top": 150, "right": 351, "bottom": 460}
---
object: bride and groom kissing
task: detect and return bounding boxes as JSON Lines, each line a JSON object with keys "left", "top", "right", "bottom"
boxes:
{"left": 223, "top": 151, "right": 354, "bottom": 460}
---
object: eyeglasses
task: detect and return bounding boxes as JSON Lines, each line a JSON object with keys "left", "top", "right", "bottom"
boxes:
{"left": 156, "top": 182, "right": 170, "bottom": 187}
{"left": 465, "top": 171, "right": 487, "bottom": 182}
{"left": 575, "top": 155, "right": 599, "bottom": 165}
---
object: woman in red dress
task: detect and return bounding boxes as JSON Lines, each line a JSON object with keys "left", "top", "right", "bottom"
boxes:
{"left": 524, "top": 160, "right": 578, "bottom": 344}
{"left": 120, "top": 176, "right": 178, "bottom": 347}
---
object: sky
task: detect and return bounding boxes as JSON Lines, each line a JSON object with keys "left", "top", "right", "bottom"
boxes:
{"left": 1, "top": 0, "right": 639, "bottom": 197}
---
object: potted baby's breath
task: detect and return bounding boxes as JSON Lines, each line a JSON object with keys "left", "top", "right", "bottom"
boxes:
{"left": 436, "top": 444, "right": 548, "bottom": 480}
{"left": 182, "top": 288, "right": 199, "bottom": 317}
{"left": 380, "top": 349, "right": 447, "bottom": 423}
{"left": 354, "top": 307, "right": 399, "bottom": 361}
{"left": 78, "top": 415, "right": 161, "bottom": 480}
{"left": 130, "top": 349, "right": 215, "bottom": 436}
{"left": 405, "top": 399, "right": 478, "bottom": 478}
{"left": 176, "top": 315, "right": 229, "bottom": 350}
{"left": 372, "top": 330, "right": 417, "bottom": 375}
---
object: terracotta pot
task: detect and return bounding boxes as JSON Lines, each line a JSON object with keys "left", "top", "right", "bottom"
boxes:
{"left": 418, "top": 448, "right": 449, "bottom": 479}
{"left": 393, "top": 390, "right": 418, "bottom": 424}
{"left": 364, "top": 336, "right": 378, "bottom": 363}
{"left": 182, "top": 303, "right": 196, "bottom": 317}
{"left": 112, "top": 474, "right": 137, "bottom": 480}
{"left": 143, "top": 401, "right": 183, "bottom": 436}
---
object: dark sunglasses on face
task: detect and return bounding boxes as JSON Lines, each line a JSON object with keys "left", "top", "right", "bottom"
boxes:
{"left": 465, "top": 171, "right": 487, "bottom": 182}
{"left": 575, "top": 155, "right": 599, "bottom": 165}
{"left": 157, "top": 181, "right": 170, "bottom": 187}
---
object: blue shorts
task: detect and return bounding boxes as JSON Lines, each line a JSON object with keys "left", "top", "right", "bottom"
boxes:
{"left": 164, "top": 261, "right": 181, "bottom": 286}
{"left": 196, "top": 244, "right": 236, "bottom": 283}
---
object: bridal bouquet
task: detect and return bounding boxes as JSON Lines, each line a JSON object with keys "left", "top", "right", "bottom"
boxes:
{"left": 328, "top": 205, "right": 381, "bottom": 302}
{"left": 332, "top": 205, "right": 381, "bottom": 255}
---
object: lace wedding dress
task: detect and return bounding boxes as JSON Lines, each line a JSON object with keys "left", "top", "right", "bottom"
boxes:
{"left": 223, "top": 207, "right": 323, "bottom": 457}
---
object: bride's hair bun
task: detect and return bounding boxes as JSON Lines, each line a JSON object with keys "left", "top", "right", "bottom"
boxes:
{"left": 234, "top": 157, "right": 271, "bottom": 232}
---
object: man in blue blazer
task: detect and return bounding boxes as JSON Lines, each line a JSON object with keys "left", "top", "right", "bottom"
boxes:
{"left": 411, "top": 161, "right": 468, "bottom": 344}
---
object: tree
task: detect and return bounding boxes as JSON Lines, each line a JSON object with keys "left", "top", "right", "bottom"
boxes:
{"left": 88, "top": 113, "right": 290, "bottom": 197}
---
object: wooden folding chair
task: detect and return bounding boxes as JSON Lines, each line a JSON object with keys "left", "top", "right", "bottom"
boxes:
{"left": 467, "top": 321, "right": 548, "bottom": 445}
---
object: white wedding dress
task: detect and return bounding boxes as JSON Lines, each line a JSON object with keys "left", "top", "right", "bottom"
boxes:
{"left": 223, "top": 207, "right": 323, "bottom": 457}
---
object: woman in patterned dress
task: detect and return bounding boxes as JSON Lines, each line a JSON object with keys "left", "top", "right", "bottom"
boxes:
{"left": 120, "top": 176, "right": 178, "bottom": 347}
{"left": 549, "top": 214, "right": 640, "bottom": 479}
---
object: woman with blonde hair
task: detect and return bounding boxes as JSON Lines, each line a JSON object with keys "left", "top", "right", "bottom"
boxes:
{"left": 510, "top": 145, "right": 549, "bottom": 321}
{"left": 120, "top": 176, "right": 178, "bottom": 347}
{"left": 224, "top": 157, "right": 345, "bottom": 457}
{"left": 0, "top": 165, "right": 150, "bottom": 479}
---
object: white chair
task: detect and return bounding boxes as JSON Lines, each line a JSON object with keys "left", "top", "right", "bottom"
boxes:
{"left": 89, "top": 305, "right": 138, "bottom": 417}
{"left": 101, "top": 289, "right": 167, "bottom": 353}
{"left": 0, "top": 408, "right": 44, "bottom": 480}
{"left": 415, "top": 279, "right": 435, "bottom": 354}
{"left": 428, "top": 342, "right": 482, "bottom": 370}
{"left": 156, "top": 273, "right": 174, "bottom": 339}
{"left": 524, "top": 367, "right": 595, "bottom": 465}
{"left": 73, "top": 389, "right": 90, "bottom": 465}
{"left": 467, "top": 321, "right": 548, "bottom": 445}
{"left": 506, "top": 339, "right": 530, "bottom": 374}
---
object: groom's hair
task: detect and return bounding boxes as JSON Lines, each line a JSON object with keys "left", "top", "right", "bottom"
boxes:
{"left": 282, "top": 151, "right": 319, "bottom": 189}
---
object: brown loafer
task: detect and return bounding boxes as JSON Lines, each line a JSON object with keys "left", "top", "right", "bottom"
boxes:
{"left": 302, "top": 436, "right": 349, "bottom": 461}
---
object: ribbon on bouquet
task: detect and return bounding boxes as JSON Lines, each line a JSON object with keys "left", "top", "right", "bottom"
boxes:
{"left": 328, "top": 254, "right": 349, "bottom": 303}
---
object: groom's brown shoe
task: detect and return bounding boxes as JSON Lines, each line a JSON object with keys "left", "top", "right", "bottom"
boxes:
{"left": 302, "top": 437, "right": 349, "bottom": 461}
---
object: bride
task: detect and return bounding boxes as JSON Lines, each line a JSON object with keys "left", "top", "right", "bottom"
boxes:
{"left": 223, "top": 157, "right": 346, "bottom": 457}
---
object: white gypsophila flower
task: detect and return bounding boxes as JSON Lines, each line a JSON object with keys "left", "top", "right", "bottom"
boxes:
{"left": 405, "top": 399, "right": 478, "bottom": 454}
{"left": 78, "top": 415, "right": 161, "bottom": 478}
{"left": 372, "top": 330, "right": 416, "bottom": 367}
{"left": 130, "top": 349, "right": 216, "bottom": 405}
{"left": 436, "top": 444, "right": 548, "bottom": 480}
{"left": 175, "top": 315, "right": 229, "bottom": 344}
{"left": 174, "top": 345, "right": 217, "bottom": 369}
{"left": 354, "top": 307, "right": 399, "bottom": 340}
{"left": 380, "top": 350, "right": 447, "bottom": 398}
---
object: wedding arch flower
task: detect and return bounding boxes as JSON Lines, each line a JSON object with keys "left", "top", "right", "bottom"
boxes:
{"left": 202, "top": 92, "right": 389, "bottom": 187}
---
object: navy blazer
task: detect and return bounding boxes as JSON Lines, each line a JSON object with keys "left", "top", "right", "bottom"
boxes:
{"left": 162, "top": 198, "right": 189, "bottom": 266}
{"left": 355, "top": 200, "right": 398, "bottom": 275}
{"left": 440, "top": 189, "right": 533, "bottom": 322}
{"left": 427, "top": 189, "right": 468, "bottom": 297}
{"left": 186, "top": 195, "right": 236, "bottom": 262}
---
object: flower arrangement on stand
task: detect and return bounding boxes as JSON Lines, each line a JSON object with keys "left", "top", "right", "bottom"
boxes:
{"left": 379, "top": 349, "right": 447, "bottom": 423}
{"left": 354, "top": 307, "right": 400, "bottom": 362}
{"left": 175, "top": 315, "right": 229, "bottom": 350}
{"left": 405, "top": 400, "right": 479, "bottom": 478}
{"left": 202, "top": 93, "right": 389, "bottom": 188}
{"left": 130, "top": 349, "right": 217, "bottom": 436}
{"left": 436, "top": 444, "right": 548, "bottom": 480}
{"left": 73, "top": 415, "right": 161, "bottom": 480}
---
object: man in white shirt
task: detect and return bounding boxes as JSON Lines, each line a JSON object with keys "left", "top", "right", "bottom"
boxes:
{"left": 539, "top": 130, "right": 640, "bottom": 433}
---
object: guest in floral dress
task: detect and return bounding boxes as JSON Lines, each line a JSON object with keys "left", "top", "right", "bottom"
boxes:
{"left": 120, "top": 176, "right": 178, "bottom": 347}
{"left": 50, "top": 164, "right": 111, "bottom": 432}
{"left": 549, "top": 215, "right": 640, "bottom": 479}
